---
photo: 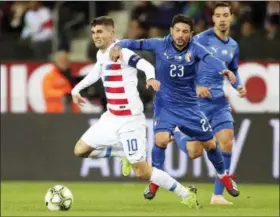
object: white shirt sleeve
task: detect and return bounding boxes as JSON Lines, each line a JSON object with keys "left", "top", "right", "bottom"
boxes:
{"left": 71, "top": 62, "right": 101, "bottom": 95}
{"left": 122, "top": 48, "right": 155, "bottom": 81}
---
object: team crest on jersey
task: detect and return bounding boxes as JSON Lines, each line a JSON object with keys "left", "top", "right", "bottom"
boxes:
{"left": 185, "top": 51, "right": 192, "bottom": 62}
{"left": 154, "top": 120, "right": 159, "bottom": 126}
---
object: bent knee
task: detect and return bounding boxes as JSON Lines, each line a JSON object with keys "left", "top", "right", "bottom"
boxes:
{"left": 155, "top": 132, "right": 171, "bottom": 148}
{"left": 219, "top": 138, "right": 233, "bottom": 152}
{"left": 74, "top": 140, "right": 93, "bottom": 158}
{"left": 133, "top": 162, "right": 151, "bottom": 179}
{"left": 187, "top": 142, "right": 203, "bottom": 159}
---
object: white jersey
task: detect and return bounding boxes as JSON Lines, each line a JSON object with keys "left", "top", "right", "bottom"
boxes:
{"left": 72, "top": 42, "right": 155, "bottom": 116}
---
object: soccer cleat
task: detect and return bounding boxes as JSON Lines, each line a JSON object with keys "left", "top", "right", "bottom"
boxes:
{"left": 210, "top": 194, "right": 233, "bottom": 205}
{"left": 181, "top": 186, "right": 201, "bottom": 209}
{"left": 219, "top": 174, "right": 240, "bottom": 197}
{"left": 143, "top": 182, "right": 159, "bottom": 200}
{"left": 121, "top": 157, "right": 132, "bottom": 176}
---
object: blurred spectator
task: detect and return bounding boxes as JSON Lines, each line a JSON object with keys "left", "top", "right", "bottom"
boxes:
{"left": 194, "top": 19, "right": 207, "bottom": 35}
{"left": 42, "top": 51, "right": 79, "bottom": 113}
{"left": 239, "top": 21, "right": 265, "bottom": 60}
{"left": 10, "top": 2, "right": 28, "bottom": 34}
{"left": 125, "top": 19, "right": 148, "bottom": 39}
{"left": 181, "top": 2, "right": 206, "bottom": 22}
{"left": 21, "top": 1, "right": 53, "bottom": 59}
{"left": 264, "top": 15, "right": 280, "bottom": 60}
{"left": 266, "top": 14, "right": 280, "bottom": 40}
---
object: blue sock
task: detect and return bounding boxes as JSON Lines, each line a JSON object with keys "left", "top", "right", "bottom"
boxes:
{"left": 206, "top": 143, "right": 225, "bottom": 175}
{"left": 213, "top": 152, "right": 232, "bottom": 195}
{"left": 173, "top": 130, "right": 189, "bottom": 155}
{"left": 151, "top": 145, "right": 166, "bottom": 170}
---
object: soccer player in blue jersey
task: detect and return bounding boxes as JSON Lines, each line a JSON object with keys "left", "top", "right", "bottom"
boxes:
{"left": 110, "top": 14, "right": 240, "bottom": 199}
{"left": 170, "top": 2, "right": 247, "bottom": 205}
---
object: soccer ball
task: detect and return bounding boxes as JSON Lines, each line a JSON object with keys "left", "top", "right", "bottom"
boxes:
{"left": 45, "top": 185, "right": 73, "bottom": 211}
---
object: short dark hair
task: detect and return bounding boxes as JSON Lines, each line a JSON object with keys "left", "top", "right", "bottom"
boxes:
{"left": 213, "top": 2, "right": 232, "bottom": 14}
{"left": 90, "top": 16, "right": 114, "bottom": 28}
{"left": 171, "top": 14, "right": 194, "bottom": 31}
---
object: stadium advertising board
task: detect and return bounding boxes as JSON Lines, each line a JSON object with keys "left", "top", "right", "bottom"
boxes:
{"left": 1, "top": 114, "right": 279, "bottom": 183}
{"left": 1, "top": 61, "right": 279, "bottom": 113}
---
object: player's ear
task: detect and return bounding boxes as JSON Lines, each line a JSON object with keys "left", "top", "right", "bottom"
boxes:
{"left": 169, "top": 27, "right": 173, "bottom": 35}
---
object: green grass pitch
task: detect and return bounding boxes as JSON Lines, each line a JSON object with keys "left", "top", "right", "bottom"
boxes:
{"left": 1, "top": 182, "right": 279, "bottom": 216}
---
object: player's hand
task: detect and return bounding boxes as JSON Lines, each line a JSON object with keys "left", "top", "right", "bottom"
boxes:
{"left": 109, "top": 45, "right": 122, "bottom": 62}
{"left": 196, "top": 86, "right": 212, "bottom": 98}
{"left": 146, "top": 79, "right": 160, "bottom": 92}
{"left": 72, "top": 93, "right": 86, "bottom": 107}
{"left": 237, "top": 85, "right": 247, "bottom": 98}
{"left": 222, "top": 69, "right": 236, "bottom": 84}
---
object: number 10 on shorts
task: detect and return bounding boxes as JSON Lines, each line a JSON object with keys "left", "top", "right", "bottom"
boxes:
{"left": 127, "top": 139, "right": 138, "bottom": 154}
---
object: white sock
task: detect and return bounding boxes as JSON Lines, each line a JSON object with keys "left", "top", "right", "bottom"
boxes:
{"left": 150, "top": 167, "right": 188, "bottom": 199}
{"left": 89, "top": 146, "right": 125, "bottom": 158}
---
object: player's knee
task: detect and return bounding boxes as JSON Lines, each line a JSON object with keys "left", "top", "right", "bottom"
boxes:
{"left": 219, "top": 138, "right": 233, "bottom": 152}
{"left": 155, "top": 132, "right": 170, "bottom": 148}
{"left": 74, "top": 140, "right": 92, "bottom": 158}
{"left": 188, "top": 143, "right": 203, "bottom": 159}
{"left": 132, "top": 161, "right": 151, "bottom": 179}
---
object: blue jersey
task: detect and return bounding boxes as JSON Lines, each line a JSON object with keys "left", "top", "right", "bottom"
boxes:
{"left": 194, "top": 28, "right": 241, "bottom": 99}
{"left": 117, "top": 35, "right": 227, "bottom": 108}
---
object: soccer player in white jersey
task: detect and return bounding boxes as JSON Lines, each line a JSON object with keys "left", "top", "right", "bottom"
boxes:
{"left": 71, "top": 16, "right": 200, "bottom": 208}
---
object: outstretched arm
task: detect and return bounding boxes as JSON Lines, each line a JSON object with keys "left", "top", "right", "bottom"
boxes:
{"left": 193, "top": 41, "right": 236, "bottom": 83}
{"left": 116, "top": 38, "right": 163, "bottom": 52}
{"left": 122, "top": 48, "right": 160, "bottom": 91}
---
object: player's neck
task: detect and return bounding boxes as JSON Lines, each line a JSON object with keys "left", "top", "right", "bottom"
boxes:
{"left": 100, "top": 40, "right": 115, "bottom": 53}
{"left": 172, "top": 42, "right": 188, "bottom": 51}
{"left": 213, "top": 27, "right": 229, "bottom": 40}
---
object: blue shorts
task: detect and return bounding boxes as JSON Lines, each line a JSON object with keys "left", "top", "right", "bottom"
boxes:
{"left": 153, "top": 104, "right": 214, "bottom": 142}
{"left": 199, "top": 96, "right": 234, "bottom": 134}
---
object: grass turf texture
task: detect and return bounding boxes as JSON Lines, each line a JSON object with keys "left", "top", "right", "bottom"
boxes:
{"left": 1, "top": 182, "right": 279, "bottom": 216}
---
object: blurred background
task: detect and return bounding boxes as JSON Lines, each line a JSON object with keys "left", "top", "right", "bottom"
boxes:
{"left": 1, "top": 1, "right": 279, "bottom": 183}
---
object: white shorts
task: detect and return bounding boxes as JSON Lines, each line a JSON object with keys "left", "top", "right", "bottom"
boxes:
{"left": 80, "top": 111, "right": 147, "bottom": 164}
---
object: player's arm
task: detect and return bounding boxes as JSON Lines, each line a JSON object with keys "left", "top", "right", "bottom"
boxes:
{"left": 110, "top": 38, "right": 163, "bottom": 62}
{"left": 193, "top": 41, "right": 236, "bottom": 84}
{"left": 71, "top": 62, "right": 101, "bottom": 106}
{"left": 122, "top": 48, "right": 160, "bottom": 91}
{"left": 228, "top": 46, "right": 247, "bottom": 97}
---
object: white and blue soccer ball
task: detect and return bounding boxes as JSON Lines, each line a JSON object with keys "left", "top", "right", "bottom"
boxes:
{"left": 45, "top": 185, "right": 73, "bottom": 211}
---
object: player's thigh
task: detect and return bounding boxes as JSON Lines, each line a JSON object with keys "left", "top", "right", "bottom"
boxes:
{"left": 119, "top": 126, "right": 147, "bottom": 165}
{"left": 179, "top": 108, "right": 214, "bottom": 142}
{"left": 187, "top": 140, "right": 204, "bottom": 159}
{"left": 211, "top": 107, "right": 234, "bottom": 134}
{"left": 80, "top": 112, "right": 119, "bottom": 148}
{"left": 215, "top": 128, "right": 234, "bottom": 152}
{"left": 153, "top": 107, "right": 176, "bottom": 147}
{"left": 74, "top": 140, "right": 94, "bottom": 157}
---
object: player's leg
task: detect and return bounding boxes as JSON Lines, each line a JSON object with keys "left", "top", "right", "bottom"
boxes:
{"left": 119, "top": 126, "right": 200, "bottom": 208}
{"left": 210, "top": 107, "right": 235, "bottom": 204}
{"left": 145, "top": 107, "right": 176, "bottom": 199}
{"left": 179, "top": 108, "right": 239, "bottom": 197}
{"left": 74, "top": 112, "right": 127, "bottom": 159}
{"left": 173, "top": 127, "right": 203, "bottom": 159}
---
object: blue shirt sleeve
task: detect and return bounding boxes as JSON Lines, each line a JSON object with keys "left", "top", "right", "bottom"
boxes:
{"left": 228, "top": 46, "right": 241, "bottom": 89}
{"left": 116, "top": 38, "right": 163, "bottom": 52}
{"left": 193, "top": 41, "right": 227, "bottom": 73}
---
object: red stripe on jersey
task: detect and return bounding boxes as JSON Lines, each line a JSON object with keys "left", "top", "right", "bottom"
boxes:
{"left": 42, "top": 19, "right": 53, "bottom": 29}
{"left": 107, "top": 98, "right": 128, "bottom": 105}
{"left": 105, "top": 75, "right": 123, "bottom": 81}
{"left": 109, "top": 108, "right": 132, "bottom": 116}
{"left": 105, "top": 87, "right": 125, "bottom": 93}
{"left": 105, "top": 64, "right": 121, "bottom": 70}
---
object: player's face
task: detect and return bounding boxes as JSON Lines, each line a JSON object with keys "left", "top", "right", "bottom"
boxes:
{"left": 170, "top": 23, "right": 193, "bottom": 48}
{"left": 212, "top": 7, "right": 232, "bottom": 33}
{"left": 91, "top": 25, "right": 114, "bottom": 49}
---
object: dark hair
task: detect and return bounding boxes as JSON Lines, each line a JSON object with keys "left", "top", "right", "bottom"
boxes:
{"left": 213, "top": 2, "right": 232, "bottom": 14}
{"left": 171, "top": 14, "right": 194, "bottom": 31}
{"left": 90, "top": 16, "right": 114, "bottom": 28}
